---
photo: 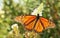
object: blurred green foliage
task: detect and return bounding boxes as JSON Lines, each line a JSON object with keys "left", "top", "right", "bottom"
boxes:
{"left": 0, "top": 0, "right": 60, "bottom": 38}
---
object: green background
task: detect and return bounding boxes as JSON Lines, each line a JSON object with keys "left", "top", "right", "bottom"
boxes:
{"left": 0, "top": 0, "right": 60, "bottom": 38}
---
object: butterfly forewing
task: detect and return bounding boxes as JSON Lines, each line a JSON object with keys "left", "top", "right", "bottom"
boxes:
{"left": 40, "top": 17, "right": 55, "bottom": 29}
{"left": 15, "top": 16, "right": 36, "bottom": 25}
{"left": 40, "top": 17, "right": 50, "bottom": 29}
{"left": 15, "top": 15, "right": 36, "bottom": 30}
{"left": 24, "top": 16, "right": 36, "bottom": 25}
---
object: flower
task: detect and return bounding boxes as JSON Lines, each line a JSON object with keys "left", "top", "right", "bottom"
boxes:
{"left": 11, "top": 24, "right": 19, "bottom": 36}
{"left": 31, "top": 3, "right": 44, "bottom": 16}
{"left": 11, "top": 24, "right": 18, "bottom": 29}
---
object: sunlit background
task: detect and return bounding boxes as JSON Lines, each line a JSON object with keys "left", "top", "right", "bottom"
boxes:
{"left": 0, "top": 0, "right": 60, "bottom": 38}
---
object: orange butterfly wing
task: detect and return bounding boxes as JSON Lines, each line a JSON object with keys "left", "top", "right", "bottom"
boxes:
{"left": 15, "top": 16, "right": 36, "bottom": 25}
{"left": 40, "top": 17, "right": 55, "bottom": 29}
{"left": 25, "top": 19, "right": 36, "bottom": 30}
{"left": 40, "top": 17, "right": 50, "bottom": 29}
{"left": 34, "top": 19, "right": 43, "bottom": 32}
{"left": 15, "top": 15, "right": 36, "bottom": 30}
{"left": 34, "top": 17, "right": 55, "bottom": 32}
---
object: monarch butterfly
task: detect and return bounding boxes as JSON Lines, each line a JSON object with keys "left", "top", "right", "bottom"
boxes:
{"left": 14, "top": 14, "right": 55, "bottom": 32}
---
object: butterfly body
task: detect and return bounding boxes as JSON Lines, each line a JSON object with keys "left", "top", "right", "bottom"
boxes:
{"left": 15, "top": 14, "right": 55, "bottom": 32}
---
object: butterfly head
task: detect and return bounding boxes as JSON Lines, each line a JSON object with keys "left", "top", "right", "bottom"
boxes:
{"left": 36, "top": 14, "right": 40, "bottom": 19}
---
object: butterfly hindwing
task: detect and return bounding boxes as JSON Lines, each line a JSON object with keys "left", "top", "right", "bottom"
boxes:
{"left": 25, "top": 19, "right": 36, "bottom": 30}
{"left": 34, "top": 19, "right": 43, "bottom": 32}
